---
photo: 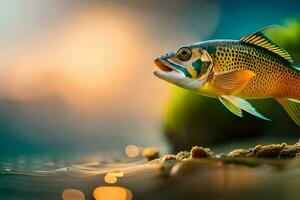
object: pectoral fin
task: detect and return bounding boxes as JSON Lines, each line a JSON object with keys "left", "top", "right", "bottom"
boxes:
{"left": 276, "top": 98, "right": 300, "bottom": 125}
{"left": 219, "top": 95, "right": 270, "bottom": 121}
{"left": 219, "top": 96, "right": 243, "bottom": 117}
{"left": 213, "top": 70, "right": 255, "bottom": 94}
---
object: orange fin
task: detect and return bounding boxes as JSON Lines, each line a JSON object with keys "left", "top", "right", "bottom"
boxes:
{"left": 276, "top": 98, "right": 300, "bottom": 125}
{"left": 240, "top": 25, "right": 294, "bottom": 64}
{"left": 213, "top": 70, "right": 255, "bottom": 94}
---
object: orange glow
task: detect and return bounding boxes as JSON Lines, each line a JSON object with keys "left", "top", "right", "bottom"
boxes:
{"left": 0, "top": 1, "right": 219, "bottom": 129}
{"left": 1, "top": 5, "right": 141, "bottom": 109}
{"left": 62, "top": 188, "right": 85, "bottom": 200}
{"left": 0, "top": 2, "right": 207, "bottom": 115}
{"left": 93, "top": 186, "right": 132, "bottom": 200}
{"left": 125, "top": 145, "right": 139, "bottom": 158}
{"left": 47, "top": 6, "right": 140, "bottom": 86}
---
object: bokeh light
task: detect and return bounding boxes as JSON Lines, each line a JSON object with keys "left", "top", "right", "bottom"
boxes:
{"left": 62, "top": 188, "right": 85, "bottom": 200}
{"left": 93, "top": 186, "right": 132, "bottom": 200}
{"left": 104, "top": 170, "right": 124, "bottom": 184}
{"left": 104, "top": 173, "right": 117, "bottom": 184}
{"left": 125, "top": 145, "right": 139, "bottom": 158}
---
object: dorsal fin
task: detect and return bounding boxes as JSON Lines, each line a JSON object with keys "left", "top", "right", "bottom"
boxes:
{"left": 240, "top": 25, "right": 294, "bottom": 64}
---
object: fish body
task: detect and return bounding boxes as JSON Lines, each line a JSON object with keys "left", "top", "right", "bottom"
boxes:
{"left": 195, "top": 40, "right": 300, "bottom": 99}
{"left": 154, "top": 26, "right": 300, "bottom": 125}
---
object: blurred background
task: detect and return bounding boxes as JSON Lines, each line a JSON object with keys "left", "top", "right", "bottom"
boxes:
{"left": 0, "top": 0, "right": 300, "bottom": 160}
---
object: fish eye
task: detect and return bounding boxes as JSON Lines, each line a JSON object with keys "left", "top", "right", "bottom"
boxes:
{"left": 177, "top": 47, "right": 192, "bottom": 61}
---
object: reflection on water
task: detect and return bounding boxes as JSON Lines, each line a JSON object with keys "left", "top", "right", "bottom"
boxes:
{"left": 0, "top": 154, "right": 144, "bottom": 200}
{"left": 0, "top": 144, "right": 147, "bottom": 176}
{"left": 0, "top": 145, "right": 147, "bottom": 200}
{"left": 3, "top": 149, "right": 300, "bottom": 200}
{"left": 2, "top": 156, "right": 300, "bottom": 200}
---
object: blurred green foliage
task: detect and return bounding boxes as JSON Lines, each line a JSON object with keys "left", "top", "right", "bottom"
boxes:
{"left": 164, "top": 18, "right": 300, "bottom": 152}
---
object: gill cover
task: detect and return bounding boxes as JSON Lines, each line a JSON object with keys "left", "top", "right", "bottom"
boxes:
{"left": 190, "top": 49, "right": 214, "bottom": 79}
{"left": 182, "top": 49, "right": 214, "bottom": 90}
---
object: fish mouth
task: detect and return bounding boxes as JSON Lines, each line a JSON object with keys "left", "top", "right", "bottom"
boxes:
{"left": 154, "top": 58, "right": 174, "bottom": 72}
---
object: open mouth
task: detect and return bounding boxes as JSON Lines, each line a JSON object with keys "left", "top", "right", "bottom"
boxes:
{"left": 154, "top": 58, "right": 173, "bottom": 72}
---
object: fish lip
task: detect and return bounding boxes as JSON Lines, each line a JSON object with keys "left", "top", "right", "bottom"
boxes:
{"left": 154, "top": 58, "right": 174, "bottom": 72}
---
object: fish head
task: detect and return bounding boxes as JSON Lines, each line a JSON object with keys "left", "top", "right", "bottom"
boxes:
{"left": 153, "top": 45, "right": 213, "bottom": 90}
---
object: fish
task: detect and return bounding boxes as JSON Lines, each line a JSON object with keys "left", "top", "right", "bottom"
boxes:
{"left": 153, "top": 25, "right": 300, "bottom": 125}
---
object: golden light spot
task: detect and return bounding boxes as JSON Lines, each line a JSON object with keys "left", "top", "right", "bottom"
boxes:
{"left": 93, "top": 186, "right": 132, "bottom": 200}
{"left": 62, "top": 188, "right": 85, "bottom": 200}
{"left": 143, "top": 147, "right": 160, "bottom": 161}
{"left": 125, "top": 145, "right": 139, "bottom": 158}
{"left": 104, "top": 173, "right": 117, "bottom": 184}
{"left": 104, "top": 170, "right": 124, "bottom": 184}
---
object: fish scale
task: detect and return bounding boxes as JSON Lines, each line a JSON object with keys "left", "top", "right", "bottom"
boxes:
{"left": 210, "top": 41, "right": 300, "bottom": 99}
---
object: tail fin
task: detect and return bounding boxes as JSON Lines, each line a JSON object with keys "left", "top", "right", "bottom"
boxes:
{"left": 276, "top": 98, "right": 300, "bottom": 125}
